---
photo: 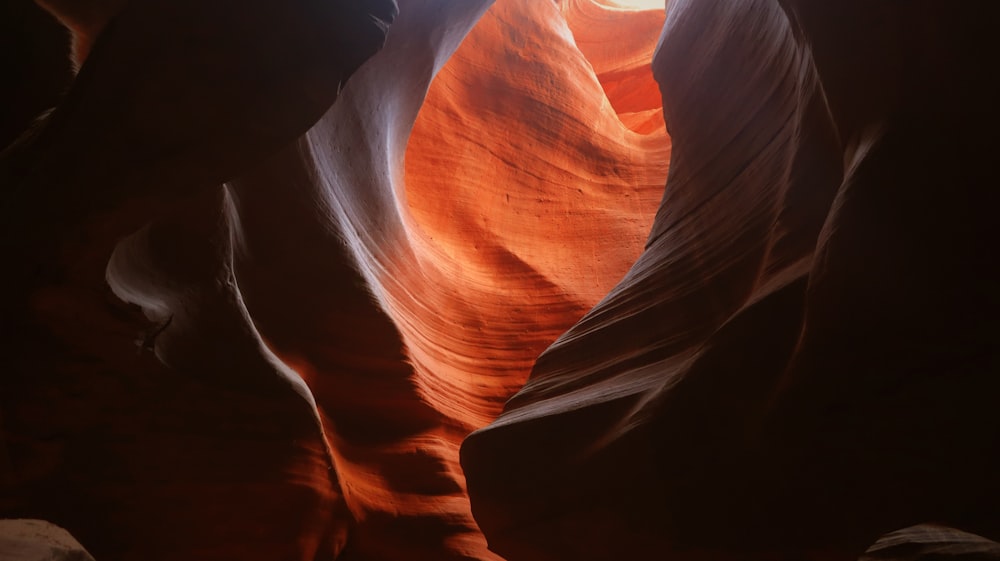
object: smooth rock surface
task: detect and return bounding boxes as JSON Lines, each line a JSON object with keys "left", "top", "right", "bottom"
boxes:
{"left": 462, "top": 0, "right": 999, "bottom": 559}
{"left": 2, "top": 0, "right": 667, "bottom": 559}
{"left": 4, "top": 0, "right": 997, "bottom": 560}
{"left": 0, "top": 519, "right": 95, "bottom": 561}
{"left": 1, "top": 1, "right": 394, "bottom": 560}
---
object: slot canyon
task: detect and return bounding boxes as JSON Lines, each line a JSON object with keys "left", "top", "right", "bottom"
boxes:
{"left": 1, "top": 0, "right": 997, "bottom": 560}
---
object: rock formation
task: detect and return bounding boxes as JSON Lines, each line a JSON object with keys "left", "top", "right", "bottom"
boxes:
{"left": 860, "top": 525, "right": 1000, "bottom": 561}
{"left": 463, "top": 0, "right": 1000, "bottom": 559}
{"left": 2, "top": 0, "right": 398, "bottom": 559}
{"left": 0, "top": 519, "right": 95, "bottom": 561}
{"left": 2, "top": 0, "right": 997, "bottom": 560}
{"left": 2, "top": 0, "right": 666, "bottom": 559}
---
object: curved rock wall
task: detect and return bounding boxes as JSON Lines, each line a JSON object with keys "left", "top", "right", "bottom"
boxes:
{"left": 2, "top": 0, "right": 393, "bottom": 559}
{"left": 216, "top": 0, "right": 667, "bottom": 557}
{"left": 463, "top": 1, "right": 843, "bottom": 557}
{"left": 4, "top": 0, "right": 997, "bottom": 560}
{"left": 463, "top": 0, "right": 1000, "bottom": 559}
{"left": 3, "top": 0, "right": 667, "bottom": 559}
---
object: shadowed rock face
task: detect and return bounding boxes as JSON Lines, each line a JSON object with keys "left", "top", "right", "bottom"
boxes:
{"left": 210, "top": 1, "right": 666, "bottom": 558}
{"left": 860, "top": 525, "right": 1000, "bottom": 561}
{"left": 463, "top": 0, "right": 1000, "bottom": 560}
{"left": 3, "top": 0, "right": 998, "bottom": 560}
{"left": 2, "top": 0, "right": 666, "bottom": 559}
{"left": 2, "top": 0, "right": 395, "bottom": 559}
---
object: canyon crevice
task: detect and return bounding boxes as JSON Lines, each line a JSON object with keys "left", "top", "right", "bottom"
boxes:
{"left": 2, "top": 0, "right": 997, "bottom": 560}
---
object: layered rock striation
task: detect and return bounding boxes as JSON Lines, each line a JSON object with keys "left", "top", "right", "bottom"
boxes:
{"left": 2, "top": 0, "right": 667, "bottom": 559}
{"left": 463, "top": 0, "right": 999, "bottom": 559}
{"left": 3, "top": 0, "right": 997, "bottom": 560}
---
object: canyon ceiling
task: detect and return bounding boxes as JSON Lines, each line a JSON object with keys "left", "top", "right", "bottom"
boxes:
{"left": 1, "top": 0, "right": 998, "bottom": 560}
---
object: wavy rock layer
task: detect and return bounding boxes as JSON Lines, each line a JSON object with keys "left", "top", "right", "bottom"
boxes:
{"left": 6, "top": 0, "right": 996, "bottom": 559}
{"left": 2, "top": 0, "right": 667, "bottom": 560}
{"left": 218, "top": 0, "right": 667, "bottom": 558}
{"left": 2, "top": 0, "right": 392, "bottom": 560}
{"left": 463, "top": 0, "right": 1000, "bottom": 559}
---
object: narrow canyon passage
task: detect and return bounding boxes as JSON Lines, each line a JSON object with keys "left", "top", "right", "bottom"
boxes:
{"left": 2, "top": 0, "right": 998, "bottom": 560}
{"left": 2, "top": 0, "right": 668, "bottom": 559}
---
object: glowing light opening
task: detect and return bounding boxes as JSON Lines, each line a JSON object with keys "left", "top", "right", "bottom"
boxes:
{"left": 608, "top": 0, "right": 664, "bottom": 10}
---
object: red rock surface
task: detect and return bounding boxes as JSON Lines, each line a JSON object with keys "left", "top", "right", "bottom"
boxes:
{"left": 3, "top": 0, "right": 999, "bottom": 560}
{"left": 463, "top": 0, "right": 1000, "bottom": 559}
{"left": 218, "top": 0, "right": 667, "bottom": 557}
{"left": 2, "top": 0, "right": 666, "bottom": 559}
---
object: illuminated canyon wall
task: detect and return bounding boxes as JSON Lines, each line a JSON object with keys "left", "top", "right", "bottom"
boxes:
{"left": 1, "top": 0, "right": 998, "bottom": 560}
{"left": 465, "top": 0, "right": 1000, "bottom": 559}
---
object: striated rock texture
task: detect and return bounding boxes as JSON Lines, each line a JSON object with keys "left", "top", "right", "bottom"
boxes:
{"left": 860, "top": 525, "right": 1000, "bottom": 561}
{"left": 1, "top": 0, "right": 396, "bottom": 559}
{"left": 2, "top": 0, "right": 666, "bottom": 559}
{"left": 463, "top": 0, "right": 999, "bottom": 559}
{"left": 3, "top": 0, "right": 998, "bottom": 560}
